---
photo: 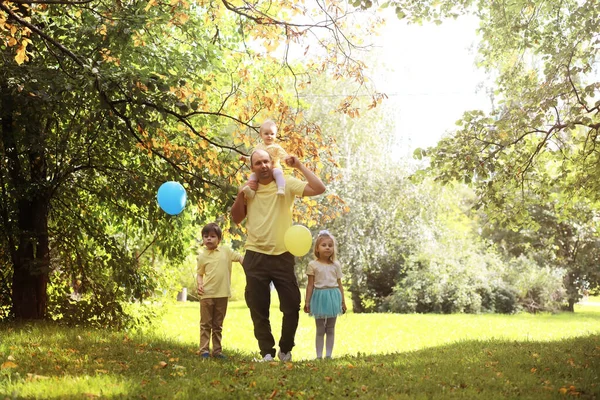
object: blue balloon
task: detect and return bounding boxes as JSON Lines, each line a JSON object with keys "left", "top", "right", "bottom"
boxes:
{"left": 157, "top": 181, "right": 187, "bottom": 215}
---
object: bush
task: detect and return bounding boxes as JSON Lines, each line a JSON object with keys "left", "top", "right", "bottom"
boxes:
{"left": 380, "top": 246, "right": 505, "bottom": 314}
{"left": 47, "top": 277, "right": 161, "bottom": 329}
{"left": 503, "top": 255, "right": 566, "bottom": 313}
{"left": 492, "top": 285, "right": 520, "bottom": 314}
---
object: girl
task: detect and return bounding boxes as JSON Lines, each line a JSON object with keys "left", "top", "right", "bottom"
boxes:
{"left": 304, "top": 230, "right": 347, "bottom": 359}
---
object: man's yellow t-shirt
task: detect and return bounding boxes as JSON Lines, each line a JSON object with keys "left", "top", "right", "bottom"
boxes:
{"left": 197, "top": 246, "right": 243, "bottom": 298}
{"left": 245, "top": 176, "right": 306, "bottom": 255}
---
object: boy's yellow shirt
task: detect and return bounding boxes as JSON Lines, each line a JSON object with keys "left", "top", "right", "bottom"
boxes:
{"left": 244, "top": 176, "right": 306, "bottom": 255}
{"left": 197, "top": 245, "right": 243, "bottom": 298}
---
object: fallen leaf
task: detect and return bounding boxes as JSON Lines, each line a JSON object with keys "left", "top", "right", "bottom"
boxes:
{"left": 26, "top": 373, "right": 49, "bottom": 381}
{"left": 1, "top": 361, "right": 17, "bottom": 369}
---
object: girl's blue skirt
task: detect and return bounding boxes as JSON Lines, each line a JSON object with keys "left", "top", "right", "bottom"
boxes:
{"left": 310, "top": 287, "right": 343, "bottom": 319}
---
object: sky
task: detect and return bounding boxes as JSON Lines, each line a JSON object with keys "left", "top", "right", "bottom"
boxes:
{"left": 370, "top": 15, "right": 491, "bottom": 156}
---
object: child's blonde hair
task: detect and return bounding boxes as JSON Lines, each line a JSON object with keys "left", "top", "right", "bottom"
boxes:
{"left": 260, "top": 119, "right": 277, "bottom": 134}
{"left": 313, "top": 230, "right": 338, "bottom": 263}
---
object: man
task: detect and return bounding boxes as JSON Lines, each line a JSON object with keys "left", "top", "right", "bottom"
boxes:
{"left": 231, "top": 147, "right": 326, "bottom": 362}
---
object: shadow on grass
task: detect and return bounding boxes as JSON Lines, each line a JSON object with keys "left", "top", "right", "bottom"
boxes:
{"left": 0, "top": 322, "right": 598, "bottom": 399}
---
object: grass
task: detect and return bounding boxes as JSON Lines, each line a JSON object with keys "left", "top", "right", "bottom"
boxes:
{"left": 1, "top": 296, "right": 599, "bottom": 399}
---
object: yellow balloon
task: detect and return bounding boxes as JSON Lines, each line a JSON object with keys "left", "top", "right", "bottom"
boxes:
{"left": 284, "top": 225, "right": 312, "bottom": 257}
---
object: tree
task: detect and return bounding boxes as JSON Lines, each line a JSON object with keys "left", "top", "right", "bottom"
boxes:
{"left": 0, "top": 0, "right": 383, "bottom": 321}
{"left": 368, "top": 0, "right": 600, "bottom": 302}
{"left": 480, "top": 193, "right": 600, "bottom": 311}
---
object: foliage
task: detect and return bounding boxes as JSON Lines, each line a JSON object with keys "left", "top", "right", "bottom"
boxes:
{"left": 502, "top": 255, "right": 567, "bottom": 314}
{"left": 479, "top": 198, "right": 600, "bottom": 310}
{"left": 0, "top": 0, "right": 385, "bottom": 321}
{"left": 383, "top": 243, "right": 500, "bottom": 314}
{"left": 368, "top": 0, "right": 600, "bottom": 304}
{"left": 1, "top": 302, "right": 599, "bottom": 398}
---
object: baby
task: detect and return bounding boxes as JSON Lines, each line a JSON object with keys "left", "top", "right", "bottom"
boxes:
{"left": 242, "top": 120, "right": 289, "bottom": 198}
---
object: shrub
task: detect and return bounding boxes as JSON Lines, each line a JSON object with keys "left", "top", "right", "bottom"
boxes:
{"left": 492, "top": 285, "right": 520, "bottom": 314}
{"left": 503, "top": 255, "right": 566, "bottom": 313}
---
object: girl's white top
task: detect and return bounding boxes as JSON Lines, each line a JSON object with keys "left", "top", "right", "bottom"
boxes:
{"left": 307, "top": 260, "right": 343, "bottom": 288}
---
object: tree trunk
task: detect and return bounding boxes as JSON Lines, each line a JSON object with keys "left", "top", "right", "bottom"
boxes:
{"left": 563, "top": 272, "right": 578, "bottom": 313}
{"left": 351, "top": 288, "right": 364, "bottom": 313}
{"left": 12, "top": 196, "right": 50, "bottom": 319}
{"left": 1, "top": 81, "right": 50, "bottom": 320}
{"left": 349, "top": 264, "right": 364, "bottom": 313}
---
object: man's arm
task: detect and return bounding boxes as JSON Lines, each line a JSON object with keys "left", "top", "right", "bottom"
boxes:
{"left": 285, "top": 156, "right": 326, "bottom": 196}
{"left": 231, "top": 180, "right": 258, "bottom": 224}
{"left": 231, "top": 187, "right": 247, "bottom": 224}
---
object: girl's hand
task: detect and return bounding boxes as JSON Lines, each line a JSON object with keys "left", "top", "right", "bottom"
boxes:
{"left": 342, "top": 303, "right": 347, "bottom": 314}
{"left": 303, "top": 304, "right": 310, "bottom": 313}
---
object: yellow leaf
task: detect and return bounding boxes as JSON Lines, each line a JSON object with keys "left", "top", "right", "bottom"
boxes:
{"left": 1, "top": 361, "right": 18, "bottom": 369}
{"left": 144, "top": 0, "right": 156, "bottom": 12}
{"left": 15, "top": 45, "right": 28, "bottom": 65}
{"left": 177, "top": 12, "right": 189, "bottom": 24}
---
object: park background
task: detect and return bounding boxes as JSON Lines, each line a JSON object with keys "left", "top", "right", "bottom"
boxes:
{"left": 2, "top": 0, "right": 600, "bottom": 398}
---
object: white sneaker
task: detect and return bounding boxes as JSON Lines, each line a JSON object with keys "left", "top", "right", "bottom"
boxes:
{"left": 243, "top": 186, "right": 255, "bottom": 199}
{"left": 258, "top": 354, "right": 274, "bottom": 362}
{"left": 277, "top": 350, "right": 292, "bottom": 362}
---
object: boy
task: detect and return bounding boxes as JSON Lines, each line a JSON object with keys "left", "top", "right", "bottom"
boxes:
{"left": 196, "top": 222, "right": 243, "bottom": 359}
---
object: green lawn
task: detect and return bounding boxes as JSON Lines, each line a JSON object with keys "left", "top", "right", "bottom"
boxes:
{"left": 156, "top": 297, "right": 600, "bottom": 360}
{"left": 1, "top": 297, "right": 599, "bottom": 399}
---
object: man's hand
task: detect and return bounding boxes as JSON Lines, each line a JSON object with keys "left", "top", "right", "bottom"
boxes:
{"left": 197, "top": 285, "right": 204, "bottom": 296}
{"left": 284, "top": 155, "right": 301, "bottom": 169}
{"left": 284, "top": 155, "right": 325, "bottom": 196}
